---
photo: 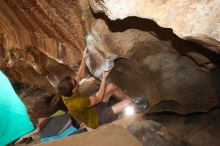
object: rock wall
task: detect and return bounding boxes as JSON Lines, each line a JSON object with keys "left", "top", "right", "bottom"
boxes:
{"left": 85, "top": 19, "right": 217, "bottom": 114}
{"left": 89, "top": 0, "right": 220, "bottom": 53}
{"left": 0, "top": 0, "right": 219, "bottom": 114}
{"left": 0, "top": 0, "right": 88, "bottom": 91}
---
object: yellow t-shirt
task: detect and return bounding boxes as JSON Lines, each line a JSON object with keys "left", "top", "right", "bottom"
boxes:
{"left": 62, "top": 93, "right": 99, "bottom": 129}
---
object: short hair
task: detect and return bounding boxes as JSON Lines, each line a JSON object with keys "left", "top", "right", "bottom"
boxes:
{"left": 57, "top": 76, "right": 74, "bottom": 97}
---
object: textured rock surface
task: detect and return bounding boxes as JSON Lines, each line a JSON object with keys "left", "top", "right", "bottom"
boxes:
{"left": 127, "top": 120, "right": 189, "bottom": 146}
{"left": 0, "top": 0, "right": 219, "bottom": 115}
{"left": 85, "top": 19, "right": 218, "bottom": 114}
{"left": 20, "top": 88, "right": 55, "bottom": 124}
{"left": 89, "top": 0, "right": 220, "bottom": 53}
{"left": 0, "top": 0, "right": 88, "bottom": 91}
{"left": 0, "top": 1, "right": 219, "bottom": 145}
{"left": 147, "top": 107, "right": 220, "bottom": 146}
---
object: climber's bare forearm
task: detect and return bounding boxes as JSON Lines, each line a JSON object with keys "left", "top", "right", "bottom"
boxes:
{"left": 75, "top": 48, "right": 89, "bottom": 82}
{"left": 75, "top": 58, "right": 86, "bottom": 82}
{"left": 90, "top": 72, "right": 109, "bottom": 106}
{"left": 96, "top": 78, "right": 106, "bottom": 102}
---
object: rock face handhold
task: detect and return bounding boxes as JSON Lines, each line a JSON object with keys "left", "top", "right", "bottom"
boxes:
{"left": 85, "top": 33, "right": 118, "bottom": 78}
{"left": 89, "top": 0, "right": 220, "bottom": 53}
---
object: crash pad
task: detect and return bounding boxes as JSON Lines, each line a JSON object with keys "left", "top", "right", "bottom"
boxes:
{"left": 34, "top": 125, "right": 141, "bottom": 146}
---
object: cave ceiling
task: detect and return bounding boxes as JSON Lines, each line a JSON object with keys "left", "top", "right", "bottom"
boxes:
{"left": 89, "top": 0, "right": 220, "bottom": 53}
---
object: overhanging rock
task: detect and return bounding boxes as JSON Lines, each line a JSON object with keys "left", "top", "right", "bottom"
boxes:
{"left": 89, "top": 0, "right": 220, "bottom": 53}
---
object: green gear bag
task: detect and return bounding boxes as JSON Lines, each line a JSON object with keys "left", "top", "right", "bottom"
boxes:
{"left": 0, "top": 71, "right": 34, "bottom": 146}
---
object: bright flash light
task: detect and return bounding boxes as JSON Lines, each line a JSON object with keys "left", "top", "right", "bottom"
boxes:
{"left": 125, "top": 106, "right": 135, "bottom": 116}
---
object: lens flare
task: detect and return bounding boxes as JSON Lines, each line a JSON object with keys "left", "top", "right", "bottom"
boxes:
{"left": 125, "top": 106, "right": 135, "bottom": 116}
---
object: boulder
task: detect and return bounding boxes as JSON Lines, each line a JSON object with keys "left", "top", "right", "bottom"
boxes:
{"left": 84, "top": 19, "right": 217, "bottom": 114}
{"left": 127, "top": 120, "right": 189, "bottom": 146}
{"left": 89, "top": 0, "right": 220, "bottom": 53}
{"left": 0, "top": 0, "right": 218, "bottom": 115}
{"left": 0, "top": 0, "right": 86, "bottom": 90}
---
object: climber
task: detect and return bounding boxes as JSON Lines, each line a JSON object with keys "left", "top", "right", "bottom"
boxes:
{"left": 57, "top": 48, "right": 133, "bottom": 129}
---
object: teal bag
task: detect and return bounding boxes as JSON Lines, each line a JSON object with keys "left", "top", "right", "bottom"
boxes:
{"left": 0, "top": 71, "right": 34, "bottom": 146}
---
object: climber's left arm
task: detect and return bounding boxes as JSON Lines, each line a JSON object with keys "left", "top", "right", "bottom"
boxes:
{"left": 75, "top": 48, "right": 89, "bottom": 82}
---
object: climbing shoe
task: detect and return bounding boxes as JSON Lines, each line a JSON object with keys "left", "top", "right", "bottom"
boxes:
{"left": 132, "top": 97, "right": 149, "bottom": 113}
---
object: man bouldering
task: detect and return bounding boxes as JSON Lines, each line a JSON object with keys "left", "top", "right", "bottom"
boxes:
{"left": 0, "top": 70, "right": 34, "bottom": 145}
{"left": 57, "top": 48, "right": 133, "bottom": 129}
